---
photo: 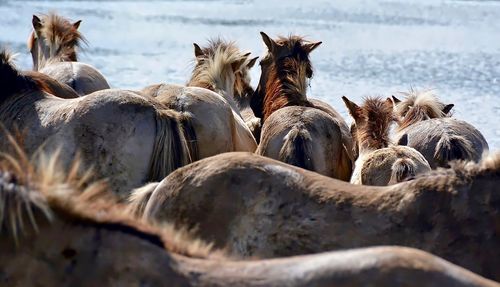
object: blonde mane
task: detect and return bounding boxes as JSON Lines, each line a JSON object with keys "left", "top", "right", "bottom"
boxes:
{"left": 396, "top": 89, "right": 451, "bottom": 130}
{"left": 0, "top": 135, "right": 220, "bottom": 259}
{"left": 187, "top": 39, "right": 247, "bottom": 99}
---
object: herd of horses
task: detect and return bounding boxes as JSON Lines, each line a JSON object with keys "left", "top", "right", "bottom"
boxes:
{"left": 0, "top": 12, "right": 498, "bottom": 286}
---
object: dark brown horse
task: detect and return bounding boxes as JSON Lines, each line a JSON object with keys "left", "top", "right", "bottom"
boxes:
{"left": 252, "top": 32, "right": 353, "bottom": 180}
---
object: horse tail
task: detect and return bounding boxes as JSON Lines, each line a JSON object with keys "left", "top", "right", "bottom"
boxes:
{"left": 178, "top": 112, "right": 199, "bottom": 162}
{"left": 434, "top": 134, "right": 475, "bottom": 167}
{"left": 148, "top": 109, "right": 191, "bottom": 182}
{"left": 389, "top": 158, "right": 417, "bottom": 184}
{"left": 279, "top": 126, "right": 314, "bottom": 171}
{"left": 127, "top": 182, "right": 159, "bottom": 219}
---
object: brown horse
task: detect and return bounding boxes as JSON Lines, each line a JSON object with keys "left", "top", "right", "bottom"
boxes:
{"left": 392, "top": 89, "right": 489, "bottom": 168}
{"left": 28, "top": 13, "right": 110, "bottom": 96}
{"left": 141, "top": 39, "right": 257, "bottom": 160}
{"left": 0, "top": 149, "right": 497, "bottom": 287}
{"left": 342, "top": 96, "right": 430, "bottom": 185}
{"left": 135, "top": 151, "right": 500, "bottom": 280}
{"left": 252, "top": 32, "right": 353, "bottom": 180}
{"left": 0, "top": 48, "right": 190, "bottom": 199}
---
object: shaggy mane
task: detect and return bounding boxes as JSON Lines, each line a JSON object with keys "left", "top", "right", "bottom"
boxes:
{"left": 30, "top": 12, "right": 86, "bottom": 63}
{"left": 187, "top": 38, "right": 245, "bottom": 94}
{"left": 0, "top": 135, "right": 221, "bottom": 259}
{"left": 409, "top": 151, "right": 500, "bottom": 192}
{"left": 356, "top": 97, "right": 395, "bottom": 150}
{"left": 396, "top": 89, "right": 449, "bottom": 130}
{"left": 233, "top": 56, "right": 256, "bottom": 102}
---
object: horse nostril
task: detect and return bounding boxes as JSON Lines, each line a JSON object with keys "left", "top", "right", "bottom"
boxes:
{"left": 61, "top": 247, "right": 77, "bottom": 259}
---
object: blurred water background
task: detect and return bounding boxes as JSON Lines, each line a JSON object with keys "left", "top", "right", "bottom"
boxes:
{"left": 1, "top": 0, "right": 499, "bottom": 148}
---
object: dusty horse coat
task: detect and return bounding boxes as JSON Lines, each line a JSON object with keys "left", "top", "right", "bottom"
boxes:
{"left": 0, "top": 52, "right": 190, "bottom": 198}
{"left": 0, "top": 157, "right": 496, "bottom": 287}
{"left": 138, "top": 152, "right": 500, "bottom": 280}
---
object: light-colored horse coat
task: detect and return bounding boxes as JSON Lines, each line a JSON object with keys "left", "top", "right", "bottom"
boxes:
{"left": 141, "top": 83, "right": 256, "bottom": 159}
{"left": 0, "top": 153, "right": 497, "bottom": 287}
{"left": 343, "top": 96, "right": 430, "bottom": 185}
{"left": 252, "top": 32, "right": 353, "bottom": 180}
{"left": 141, "top": 39, "right": 257, "bottom": 160}
{"left": 0, "top": 51, "right": 190, "bottom": 198}
{"left": 135, "top": 151, "right": 500, "bottom": 280}
{"left": 392, "top": 90, "right": 488, "bottom": 168}
{"left": 28, "top": 13, "right": 110, "bottom": 96}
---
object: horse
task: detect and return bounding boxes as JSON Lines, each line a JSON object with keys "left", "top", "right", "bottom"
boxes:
{"left": 134, "top": 151, "right": 500, "bottom": 280}
{"left": 0, "top": 48, "right": 190, "bottom": 199}
{"left": 141, "top": 39, "right": 258, "bottom": 160}
{"left": 392, "top": 89, "right": 489, "bottom": 168}
{"left": 252, "top": 32, "right": 353, "bottom": 180}
{"left": 0, "top": 149, "right": 496, "bottom": 287}
{"left": 342, "top": 96, "right": 430, "bottom": 185}
{"left": 233, "top": 54, "right": 262, "bottom": 140}
{"left": 28, "top": 13, "right": 110, "bottom": 96}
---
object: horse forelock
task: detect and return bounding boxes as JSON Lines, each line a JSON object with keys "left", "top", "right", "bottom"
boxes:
{"left": 356, "top": 97, "right": 395, "bottom": 150}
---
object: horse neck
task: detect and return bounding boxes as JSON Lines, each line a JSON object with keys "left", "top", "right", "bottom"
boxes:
{"left": 36, "top": 45, "right": 77, "bottom": 70}
{"left": 262, "top": 65, "right": 308, "bottom": 121}
{"left": 188, "top": 69, "right": 242, "bottom": 115}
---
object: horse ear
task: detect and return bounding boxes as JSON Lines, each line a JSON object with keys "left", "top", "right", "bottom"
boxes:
{"left": 442, "top": 104, "right": 454, "bottom": 115}
{"left": 260, "top": 31, "right": 277, "bottom": 52}
{"left": 385, "top": 97, "right": 394, "bottom": 109}
{"left": 304, "top": 41, "right": 322, "bottom": 53}
{"left": 391, "top": 95, "right": 401, "bottom": 104}
{"left": 193, "top": 43, "right": 204, "bottom": 58}
{"left": 342, "top": 96, "right": 362, "bottom": 121}
{"left": 398, "top": 134, "right": 409, "bottom": 146}
{"left": 231, "top": 57, "right": 246, "bottom": 72}
{"left": 247, "top": 56, "right": 259, "bottom": 69}
{"left": 32, "top": 15, "right": 42, "bottom": 32}
{"left": 73, "top": 20, "right": 82, "bottom": 30}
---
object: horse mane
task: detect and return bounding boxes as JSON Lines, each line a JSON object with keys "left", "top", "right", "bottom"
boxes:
{"left": 0, "top": 135, "right": 220, "bottom": 259}
{"left": 233, "top": 57, "right": 256, "bottom": 102}
{"left": 356, "top": 97, "right": 395, "bottom": 150}
{"left": 0, "top": 48, "right": 41, "bottom": 104}
{"left": 259, "top": 35, "right": 313, "bottom": 121}
{"left": 31, "top": 12, "right": 85, "bottom": 62}
{"left": 409, "top": 151, "right": 500, "bottom": 196}
{"left": 449, "top": 151, "right": 500, "bottom": 176}
{"left": 396, "top": 89, "right": 449, "bottom": 130}
{"left": 187, "top": 38, "right": 244, "bottom": 93}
